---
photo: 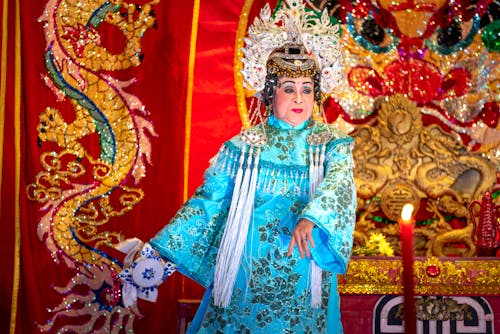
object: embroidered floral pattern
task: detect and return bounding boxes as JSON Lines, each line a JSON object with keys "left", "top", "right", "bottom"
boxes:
{"left": 150, "top": 118, "right": 356, "bottom": 332}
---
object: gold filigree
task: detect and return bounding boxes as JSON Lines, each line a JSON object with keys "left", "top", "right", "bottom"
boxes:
{"left": 379, "top": 179, "right": 421, "bottom": 222}
{"left": 339, "top": 256, "right": 500, "bottom": 295}
{"left": 352, "top": 126, "right": 391, "bottom": 199}
{"left": 338, "top": 257, "right": 402, "bottom": 294}
{"left": 352, "top": 94, "right": 497, "bottom": 256}
{"left": 414, "top": 297, "right": 473, "bottom": 321}
{"left": 378, "top": 94, "right": 422, "bottom": 145}
{"left": 393, "top": 296, "right": 473, "bottom": 321}
{"left": 27, "top": 150, "right": 86, "bottom": 203}
{"left": 99, "top": 186, "right": 145, "bottom": 219}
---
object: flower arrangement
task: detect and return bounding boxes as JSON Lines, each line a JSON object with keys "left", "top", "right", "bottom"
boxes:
{"left": 352, "top": 232, "right": 394, "bottom": 257}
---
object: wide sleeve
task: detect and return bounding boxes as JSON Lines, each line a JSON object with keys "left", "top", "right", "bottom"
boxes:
{"left": 299, "top": 136, "right": 356, "bottom": 274}
{"left": 149, "top": 144, "right": 239, "bottom": 287}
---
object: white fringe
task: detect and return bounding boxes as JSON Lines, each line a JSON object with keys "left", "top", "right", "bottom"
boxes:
{"left": 308, "top": 144, "right": 326, "bottom": 308}
{"left": 224, "top": 146, "right": 247, "bottom": 227}
{"left": 318, "top": 145, "right": 326, "bottom": 181}
{"left": 213, "top": 146, "right": 260, "bottom": 307}
{"left": 310, "top": 260, "right": 323, "bottom": 307}
{"left": 308, "top": 147, "right": 316, "bottom": 198}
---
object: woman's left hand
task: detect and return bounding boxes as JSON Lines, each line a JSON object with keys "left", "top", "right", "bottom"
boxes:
{"left": 287, "top": 218, "right": 315, "bottom": 258}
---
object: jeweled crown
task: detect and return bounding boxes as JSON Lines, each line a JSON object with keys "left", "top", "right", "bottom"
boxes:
{"left": 266, "top": 44, "right": 318, "bottom": 78}
{"left": 240, "top": 0, "right": 343, "bottom": 96}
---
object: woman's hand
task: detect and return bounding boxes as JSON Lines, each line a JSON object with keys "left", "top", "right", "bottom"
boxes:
{"left": 287, "top": 218, "right": 315, "bottom": 258}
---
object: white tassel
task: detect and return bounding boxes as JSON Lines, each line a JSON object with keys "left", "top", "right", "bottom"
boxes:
{"left": 308, "top": 147, "right": 316, "bottom": 199}
{"left": 241, "top": 148, "right": 260, "bottom": 224}
{"left": 310, "top": 260, "right": 323, "bottom": 307}
{"left": 314, "top": 146, "right": 320, "bottom": 192}
{"left": 308, "top": 144, "right": 326, "bottom": 308}
{"left": 224, "top": 146, "right": 247, "bottom": 226}
{"left": 318, "top": 145, "right": 326, "bottom": 181}
{"left": 213, "top": 146, "right": 260, "bottom": 307}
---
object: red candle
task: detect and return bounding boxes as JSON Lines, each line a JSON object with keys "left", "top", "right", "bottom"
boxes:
{"left": 399, "top": 204, "right": 416, "bottom": 334}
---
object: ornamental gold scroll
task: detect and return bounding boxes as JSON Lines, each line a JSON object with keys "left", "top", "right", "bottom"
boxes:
{"left": 351, "top": 94, "right": 497, "bottom": 257}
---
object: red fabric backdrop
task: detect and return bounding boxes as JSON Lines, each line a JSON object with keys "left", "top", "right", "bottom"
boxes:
{"left": 0, "top": 0, "right": 273, "bottom": 333}
{"left": 2, "top": 0, "right": 499, "bottom": 333}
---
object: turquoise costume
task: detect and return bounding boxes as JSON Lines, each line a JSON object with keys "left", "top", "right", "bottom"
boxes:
{"left": 150, "top": 115, "right": 356, "bottom": 333}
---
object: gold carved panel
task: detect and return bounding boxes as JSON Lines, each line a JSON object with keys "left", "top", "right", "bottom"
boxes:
{"left": 339, "top": 256, "right": 500, "bottom": 296}
{"left": 351, "top": 94, "right": 498, "bottom": 257}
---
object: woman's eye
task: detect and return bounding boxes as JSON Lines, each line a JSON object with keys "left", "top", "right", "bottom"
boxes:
{"left": 283, "top": 87, "right": 295, "bottom": 94}
{"left": 303, "top": 87, "right": 312, "bottom": 94}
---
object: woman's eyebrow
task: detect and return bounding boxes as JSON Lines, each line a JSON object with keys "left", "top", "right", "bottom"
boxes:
{"left": 280, "top": 80, "right": 313, "bottom": 85}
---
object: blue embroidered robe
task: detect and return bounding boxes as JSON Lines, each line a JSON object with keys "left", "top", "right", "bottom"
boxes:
{"left": 150, "top": 115, "right": 357, "bottom": 333}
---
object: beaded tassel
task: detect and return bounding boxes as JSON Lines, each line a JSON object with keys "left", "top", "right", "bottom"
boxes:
{"left": 309, "top": 144, "right": 326, "bottom": 308}
{"left": 213, "top": 145, "right": 261, "bottom": 307}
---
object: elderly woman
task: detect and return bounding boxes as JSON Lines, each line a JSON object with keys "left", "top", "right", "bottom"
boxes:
{"left": 124, "top": 1, "right": 356, "bottom": 333}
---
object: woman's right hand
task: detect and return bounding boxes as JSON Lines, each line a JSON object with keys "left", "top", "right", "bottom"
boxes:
{"left": 287, "top": 218, "right": 315, "bottom": 258}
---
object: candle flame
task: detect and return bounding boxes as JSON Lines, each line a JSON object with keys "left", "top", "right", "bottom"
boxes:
{"left": 401, "top": 204, "right": 414, "bottom": 222}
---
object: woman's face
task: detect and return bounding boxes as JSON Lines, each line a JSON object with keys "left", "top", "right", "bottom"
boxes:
{"left": 273, "top": 76, "right": 314, "bottom": 127}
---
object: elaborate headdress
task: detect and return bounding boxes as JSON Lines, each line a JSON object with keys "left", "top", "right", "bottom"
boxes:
{"left": 240, "top": 0, "right": 343, "bottom": 97}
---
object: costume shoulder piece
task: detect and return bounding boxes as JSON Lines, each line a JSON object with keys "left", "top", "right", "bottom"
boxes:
{"left": 227, "top": 124, "right": 268, "bottom": 148}
{"left": 241, "top": 125, "right": 268, "bottom": 147}
{"left": 307, "top": 122, "right": 351, "bottom": 146}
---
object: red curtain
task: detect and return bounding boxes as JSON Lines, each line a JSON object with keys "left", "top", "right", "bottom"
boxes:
{"left": 3, "top": 0, "right": 498, "bottom": 333}
{"left": 0, "top": 0, "right": 272, "bottom": 333}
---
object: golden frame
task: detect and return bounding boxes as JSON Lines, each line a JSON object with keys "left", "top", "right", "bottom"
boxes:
{"left": 339, "top": 256, "right": 500, "bottom": 295}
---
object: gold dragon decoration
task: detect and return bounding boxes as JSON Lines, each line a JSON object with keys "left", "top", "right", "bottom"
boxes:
{"left": 300, "top": 0, "right": 500, "bottom": 296}
{"left": 27, "top": 0, "right": 160, "bottom": 332}
{"left": 351, "top": 94, "right": 497, "bottom": 257}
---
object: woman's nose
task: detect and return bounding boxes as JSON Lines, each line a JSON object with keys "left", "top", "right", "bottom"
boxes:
{"left": 294, "top": 90, "right": 302, "bottom": 103}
